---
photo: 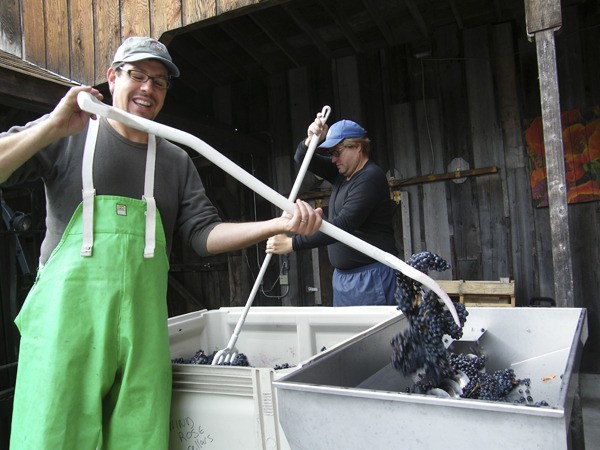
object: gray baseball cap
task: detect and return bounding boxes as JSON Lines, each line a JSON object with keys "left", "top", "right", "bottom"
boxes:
{"left": 112, "top": 37, "right": 180, "bottom": 77}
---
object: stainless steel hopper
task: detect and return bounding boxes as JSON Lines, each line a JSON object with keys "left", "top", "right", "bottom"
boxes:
{"left": 274, "top": 307, "right": 588, "bottom": 450}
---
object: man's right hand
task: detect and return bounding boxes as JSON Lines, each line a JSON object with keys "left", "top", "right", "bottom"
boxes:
{"left": 48, "top": 85, "right": 104, "bottom": 140}
{"left": 0, "top": 85, "right": 103, "bottom": 183}
{"left": 304, "top": 112, "right": 329, "bottom": 147}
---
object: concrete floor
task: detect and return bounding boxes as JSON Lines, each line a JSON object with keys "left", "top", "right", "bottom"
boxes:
{"left": 582, "top": 373, "right": 600, "bottom": 450}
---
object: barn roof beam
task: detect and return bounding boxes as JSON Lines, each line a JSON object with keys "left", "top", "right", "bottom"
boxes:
{"left": 316, "top": 0, "right": 364, "bottom": 53}
{"left": 248, "top": 12, "right": 302, "bottom": 68}
{"left": 219, "top": 20, "right": 275, "bottom": 74}
{"left": 361, "top": 0, "right": 395, "bottom": 46}
{"left": 404, "top": 0, "right": 429, "bottom": 38}
{"left": 282, "top": 2, "right": 333, "bottom": 60}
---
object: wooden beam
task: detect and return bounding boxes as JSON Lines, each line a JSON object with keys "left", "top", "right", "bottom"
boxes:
{"left": 404, "top": 0, "right": 429, "bottom": 38}
{"left": 534, "top": 28, "right": 574, "bottom": 307}
{"left": 525, "top": 0, "right": 562, "bottom": 35}
{"left": 299, "top": 167, "right": 499, "bottom": 201}
{"left": 248, "top": 12, "right": 302, "bottom": 68}
{"left": 390, "top": 166, "right": 499, "bottom": 188}
{"left": 316, "top": 0, "right": 363, "bottom": 53}
{"left": 445, "top": 0, "right": 464, "bottom": 30}
{"left": 219, "top": 20, "right": 274, "bottom": 73}
{"left": 0, "top": 66, "right": 71, "bottom": 113}
{"left": 282, "top": 2, "right": 332, "bottom": 60}
{"left": 525, "top": 0, "right": 574, "bottom": 307}
{"left": 21, "top": 0, "right": 46, "bottom": 67}
{"left": 0, "top": 0, "right": 23, "bottom": 56}
{"left": 361, "top": 0, "right": 395, "bottom": 46}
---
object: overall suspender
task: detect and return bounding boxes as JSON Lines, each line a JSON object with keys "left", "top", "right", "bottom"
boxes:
{"left": 80, "top": 118, "right": 157, "bottom": 258}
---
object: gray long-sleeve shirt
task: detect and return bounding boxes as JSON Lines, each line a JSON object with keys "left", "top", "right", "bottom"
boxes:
{"left": 1, "top": 116, "right": 222, "bottom": 264}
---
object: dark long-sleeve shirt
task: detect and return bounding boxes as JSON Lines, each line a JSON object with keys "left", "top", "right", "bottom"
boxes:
{"left": 291, "top": 141, "right": 398, "bottom": 270}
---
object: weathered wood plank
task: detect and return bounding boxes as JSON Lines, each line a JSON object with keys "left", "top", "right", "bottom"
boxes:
{"left": 582, "top": 19, "right": 600, "bottom": 105}
{"left": 524, "top": 0, "right": 562, "bottom": 35}
{"left": 182, "top": 0, "right": 217, "bottom": 26}
{"left": 464, "top": 25, "right": 510, "bottom": 281}
{"left": 333, "top": 55, "right": 362, "bottom": 121}
{"left": 491, "top": 22, "right": 537, "bottom": 306}
{"left": 69, "top": 0, "right": 95, "bottom": 84}
{"left": 358, "top": 51, "right": 391, "bottom": 170}
{"left": 0, "top": 0, "right": 22, "bottom": 56}
{"left": 434, "top": 23, "right": 481, "bottom": 279}
{"left": 94, "top": 0, "right": 120, "bottom": 84}
{"left": 554, "top": 8, "right": 594, "bottom": 311}
{"left": 390, "top": 103, "right": 423, "bottom": 255}
{"left": 21, "top": 0, "right": 46, "bottom": 66}
{"left": 556, "top": 6, "right": 585, "bottom": 110}
{"left": 151, "top": 0, "right": 182, "bottom": 39}
{"left": 121, "top": 0, "right": 151, "bottom": 39}
{"left": 415, "top": 99, "right": 452, "bottom": 277}
{"left": 218, "top": 0, "right": 260, "bottom": 15}
{"left": 399, "top": 191, "right": 411, "bottom": 259}
{"left": 535, "top": 28, "right": 574, "bottom": 307}
{"left": 45, "top": 0, "right": 70, "bottom": 77}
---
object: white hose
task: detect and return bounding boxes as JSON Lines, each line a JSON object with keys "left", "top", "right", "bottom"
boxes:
{"left": 77, "top": 92, "right": 459, "bottom": 326}
{"left": 211, "top": 105, "right": 332, "bottom": 364}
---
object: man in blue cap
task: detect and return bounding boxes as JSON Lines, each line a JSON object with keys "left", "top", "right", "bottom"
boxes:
{"left": 267, "top": 114, "right": 398, "bottom": 306}
{"left": 0, "top": 36, "right": 322, "bottom": 449}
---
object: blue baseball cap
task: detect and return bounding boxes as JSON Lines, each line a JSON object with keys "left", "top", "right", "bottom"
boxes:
{"left": 317, "top": 120, "right": 366, "bottom": 152}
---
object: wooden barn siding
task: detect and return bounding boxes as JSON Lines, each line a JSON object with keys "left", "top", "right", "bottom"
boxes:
{"left": 268, "top": 18, "right": 596, "bottom": 314}
{"left": 0, "top": 0, "right": 268, "bottom": 86}
{"left": 557, "top": 6, "right": 600, "bottom": 371}
{"left": 1, "top": 2, "right": 597, "bottom": 351}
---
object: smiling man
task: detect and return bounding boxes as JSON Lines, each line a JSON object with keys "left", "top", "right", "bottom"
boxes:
{"left": 267, "top": 117, "right": 398, "bottom": 307}
{"left": 0, "top": 36, "right": 322, "bottom": 449}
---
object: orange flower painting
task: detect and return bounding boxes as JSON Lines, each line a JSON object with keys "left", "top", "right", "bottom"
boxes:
{"left": 525, "top": 107, "right": 600, "bottom": 207}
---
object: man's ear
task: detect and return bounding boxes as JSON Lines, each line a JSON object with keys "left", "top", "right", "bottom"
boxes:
{"left": 107, "top": 66, "right": 117, "bottom": 95}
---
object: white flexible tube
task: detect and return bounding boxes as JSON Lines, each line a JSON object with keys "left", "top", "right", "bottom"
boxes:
{"left": 212, "top": 105, "right": 332, "bottom": 364}
{"left": 77, "top": 92, "right": 459, "bottom": 326}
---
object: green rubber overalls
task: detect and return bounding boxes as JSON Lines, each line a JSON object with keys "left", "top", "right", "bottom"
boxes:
{"left": 11, "top": 118, "right": 172, "bottom": 449}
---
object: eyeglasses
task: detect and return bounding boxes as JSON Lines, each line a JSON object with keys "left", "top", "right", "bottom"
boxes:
{"left": 327, "top": 144, "right": 357, "bottom": 158}
{"left": 119, "top": 68, "right": 171, "bottom": 90}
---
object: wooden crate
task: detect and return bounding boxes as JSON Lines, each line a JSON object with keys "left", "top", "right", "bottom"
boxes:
{"left": 436, "top": 280, "right": 515, "bottom": 307}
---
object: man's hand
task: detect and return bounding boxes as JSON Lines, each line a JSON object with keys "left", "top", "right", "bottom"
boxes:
{"left": 0, "top": 85, "right": 103, "bottom": 183}
{"left": 48, "top": 85, "right": 104, "bottom": 140}
{"left": 282, "top": 199, "right": 322, "bottom": 235}
{"left": 304, "top": 113, "right": 329, "bottom": 147}
{"left": 266, "top": 234, "right": 293, "bottom": 255}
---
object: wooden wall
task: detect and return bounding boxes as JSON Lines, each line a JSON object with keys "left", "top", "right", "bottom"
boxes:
{"left": 195, "top": 6, "right": 599, "bottom": 367}
{"left": 0, "top": 0, "right": 269, "bottom": 86}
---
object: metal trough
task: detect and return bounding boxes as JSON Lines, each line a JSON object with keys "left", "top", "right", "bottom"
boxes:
{"left": 274, "top": 307, "right": 588, "bottom": 450}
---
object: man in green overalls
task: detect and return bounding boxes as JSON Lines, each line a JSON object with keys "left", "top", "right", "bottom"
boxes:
{"left": 0, "top": 37, "right": 322, "bottom": 449}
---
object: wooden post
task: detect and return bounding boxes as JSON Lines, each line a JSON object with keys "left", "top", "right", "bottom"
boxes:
{"left": 525, "top": 0, "right": 574, "bottom": 307}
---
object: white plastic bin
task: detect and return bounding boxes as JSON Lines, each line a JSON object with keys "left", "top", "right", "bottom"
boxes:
{"left": 168, "top": 306, "right": 400, "bottom": 450}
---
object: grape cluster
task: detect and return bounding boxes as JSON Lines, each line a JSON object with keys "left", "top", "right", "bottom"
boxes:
{"left": 274, "top": 363, "right": 292, "bottom": 370}
{"left": 407, "top": 252, "right": 451, "bottom": 274}
{"left": 172, "top": 349, "right": 250, "bottom": 366}
{"left": 391, "top": 252, "right": 468, "bottom": 386}
{"left": 392, "top": 254, "right": 549, "bottom": 405}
